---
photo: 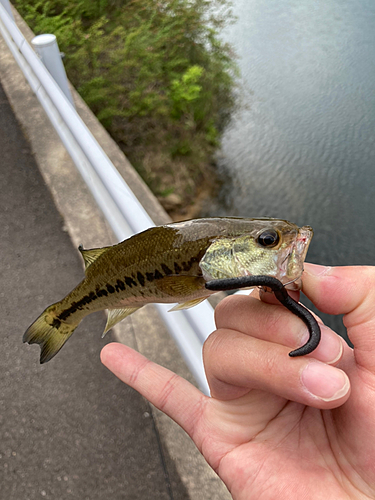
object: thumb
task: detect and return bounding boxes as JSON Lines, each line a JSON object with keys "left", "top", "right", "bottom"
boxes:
{"left": 302, "top": 263, "right": 375, "bottom": 371}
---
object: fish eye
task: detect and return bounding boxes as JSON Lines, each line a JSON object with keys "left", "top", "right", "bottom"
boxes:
{"left": 257, "top": 229, "right": 280, "bottom": 248}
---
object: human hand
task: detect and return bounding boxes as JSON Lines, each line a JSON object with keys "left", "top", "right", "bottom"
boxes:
{"left": 101, "top": 264, "right": 375, "bottom": 499}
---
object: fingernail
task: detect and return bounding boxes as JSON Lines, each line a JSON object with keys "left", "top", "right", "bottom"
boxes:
{"left": 304, "top": 264, "right": 332, "bottom": 276}
{"left": 316, "top": 327, "right": 344, "bottom": 364}
{"left": 301, "top": 362, "right": 350, "bottom": 401}
{"left": 297, "top": 326, "right": 343, "bottom": 364}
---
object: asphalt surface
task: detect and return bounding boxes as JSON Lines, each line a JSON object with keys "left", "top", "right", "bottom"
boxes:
{"left": 0, "top": 81, "right": 190, "bottom": 499}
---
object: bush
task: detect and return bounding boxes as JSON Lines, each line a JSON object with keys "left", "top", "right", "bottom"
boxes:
{"left": 14, "top": 0, "right": 238, "bottom": 216}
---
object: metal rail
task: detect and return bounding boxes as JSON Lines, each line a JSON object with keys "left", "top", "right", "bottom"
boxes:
{"left": 0, "top": 2, "right": 215, "bottom": 394}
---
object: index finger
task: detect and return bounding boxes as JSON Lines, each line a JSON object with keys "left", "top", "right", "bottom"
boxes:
{"left": 100, "top": 343, "right": 205, "bottom": 438}
{"left": 214, "top": 293, "right": 343, "bottom": 364}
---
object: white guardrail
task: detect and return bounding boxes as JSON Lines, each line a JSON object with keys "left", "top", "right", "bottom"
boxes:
{"left": 0, "top": 1, "right": 215, "bottom": 394}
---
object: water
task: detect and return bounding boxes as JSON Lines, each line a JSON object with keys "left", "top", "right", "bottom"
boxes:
{"left": 205, "top": 0, "right": 375, "bottom": 334}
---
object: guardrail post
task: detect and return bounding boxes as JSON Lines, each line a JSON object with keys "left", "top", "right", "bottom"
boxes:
{"left": 31, "top": 34, "right": 75, "bottom": 107}
{"left": 0, "top": 0, "right": 14, "bottom": 21}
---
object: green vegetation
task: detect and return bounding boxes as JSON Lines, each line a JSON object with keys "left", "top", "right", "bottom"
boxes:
{"left": 14, "top": 0, "right": 238, "bottom": 216}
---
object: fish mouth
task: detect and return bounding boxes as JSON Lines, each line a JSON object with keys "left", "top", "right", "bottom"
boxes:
{"left": 296, "top": 225, "right": 313, "bottom": 254}
{"left": 283, "top": 226, "right": 313, "bottom": 290}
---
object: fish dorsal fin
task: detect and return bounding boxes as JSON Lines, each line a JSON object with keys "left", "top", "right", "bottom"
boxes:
{"left": 102, "top": 306, "right": 142, "bottom": 337}
{"left": 78, "top": 245, "right": 108, "bottom": 271}
{"left": 168, "top": 297, "right": 207, "bottom": 312}
{"left": 154, "top": 276, "right": 206, "bottom": 297}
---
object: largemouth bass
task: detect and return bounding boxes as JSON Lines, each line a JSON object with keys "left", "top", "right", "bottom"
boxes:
{"left": 24, "top": 217, "right": 313, "bottom": 363}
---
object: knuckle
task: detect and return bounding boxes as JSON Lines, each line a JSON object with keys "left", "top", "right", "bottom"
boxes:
{"left": 158, "top": 373, "right": 180, "bottom": 412}
{"left": 203, "top": 329, "right": 228, "bottom": 366}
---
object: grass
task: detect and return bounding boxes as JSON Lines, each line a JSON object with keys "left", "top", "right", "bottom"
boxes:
{"left": 14, "top": 0, "right": 239, "bottom": 217}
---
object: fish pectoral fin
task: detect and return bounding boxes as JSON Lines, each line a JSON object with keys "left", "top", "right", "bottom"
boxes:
{"left": 168, "top": 297, "right": 207, "bottom": 312}
{"left": 102, "top": 306, "right": 142, "bottom": 337}
{"left": 78, "top": 245, "right": 109, "bottom": 271}
{"left": 155, "top": 276, "right": 206, "bottom": 297}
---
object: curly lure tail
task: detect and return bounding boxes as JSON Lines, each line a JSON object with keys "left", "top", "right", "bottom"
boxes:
{"left": 23, "top": 304, "right": 79, "bottom": 363}
{"left": 205, "top": 275, "right": 321, "bottom": 357}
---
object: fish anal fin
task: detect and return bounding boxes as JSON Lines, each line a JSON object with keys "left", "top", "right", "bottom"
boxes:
{"left": 155, "top": 276, "right": 206, "bottom": 297}
{"left": 78, "top": 245, "right": 108, "bottom": 271}
{"left": 103, "top": 307, "right": 142, "bottom": 337}
{"left": 169, "top": 297, "right": 207, "bottom": 312}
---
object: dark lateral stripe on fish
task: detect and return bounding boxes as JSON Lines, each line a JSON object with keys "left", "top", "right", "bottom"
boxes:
{"left": 59, "top": 292, "right": 99, "bottom": 321}
{"left": 143, "top": 263, "right": 181, "bottom": 284}
{"left": 181, "top": 257, "right": 197, "bottom": 272}
{"left": 115, "top": 280, "right": 125, "bottom": 292}
{"left": 161, "top": 264, "right": 173, "bottom": 275}
{"left": 52, "top": 318, "right": 61, "bottom": 329}
{"left": 154, "top": 269, "right": 163, "bottom": 280}
{"left": 125, "top": 276, "right": 137, "bottom": 287}
{"left": 137, "top": 272, "right": 145, "bottom": 286}
{"left": 57, "top": 264, "right": 181, "bottom": 322}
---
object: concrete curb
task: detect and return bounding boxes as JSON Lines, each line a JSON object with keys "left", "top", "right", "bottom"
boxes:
{"left": 0, "top": 7, "right": 230, "bottom": 500}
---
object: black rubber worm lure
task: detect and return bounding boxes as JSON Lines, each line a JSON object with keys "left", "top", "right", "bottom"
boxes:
{"left": 205, "top": 275, "right": 321, "bottom": 357}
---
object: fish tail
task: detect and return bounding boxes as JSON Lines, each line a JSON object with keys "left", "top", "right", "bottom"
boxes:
{"left": 23, "top": 304, "right": 79, "bottom": 364}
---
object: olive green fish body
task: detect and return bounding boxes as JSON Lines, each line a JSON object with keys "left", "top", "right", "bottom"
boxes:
{"left": 56, "top": 225, "right": 213, "bottom": 317}
{"left": 24, "top": 218, "right": 313, "bottom": 363}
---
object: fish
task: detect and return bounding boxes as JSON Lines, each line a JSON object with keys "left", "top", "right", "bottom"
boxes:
{"left": 23, "top": 217, "right": 313, "bottom": 363}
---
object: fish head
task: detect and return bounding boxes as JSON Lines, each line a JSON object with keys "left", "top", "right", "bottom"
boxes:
{"left": 200, "top": 219, "right": 313, "bottom": 291}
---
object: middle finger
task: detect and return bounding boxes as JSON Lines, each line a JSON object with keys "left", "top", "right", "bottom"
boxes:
{"left": 214, "top": 294, "right": 344, "bottom": 365}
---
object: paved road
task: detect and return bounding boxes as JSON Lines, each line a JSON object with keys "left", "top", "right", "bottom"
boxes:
{"left": 0, "top": 81, "right": 189, "bottom": 499}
